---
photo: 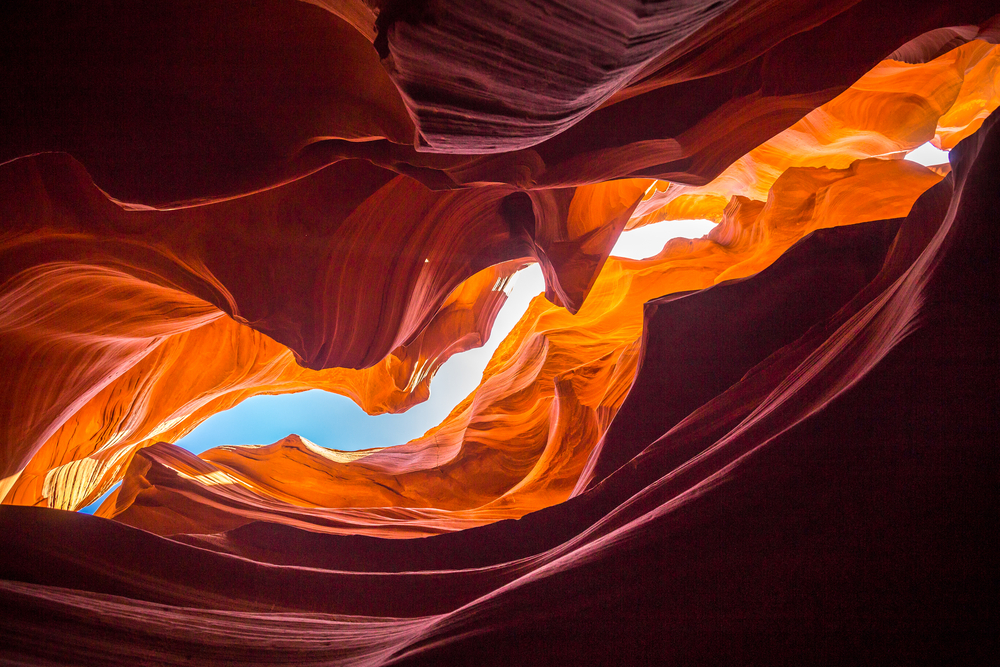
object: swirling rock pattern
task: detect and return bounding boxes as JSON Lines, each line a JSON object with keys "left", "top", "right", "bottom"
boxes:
{"left": 2, "top": 112, "right": 997, "bottom": 664}
{"left": 0, "top": 154, "right": 646, "bottom": 503}
{"left": 8, "top": 30, "right": 996, "bottom": 517}
{"left": 1, "top": 1, "right": 998, "bottom": 664}
{"left": 92, "top": 154, "right": 943, "bottom": 537}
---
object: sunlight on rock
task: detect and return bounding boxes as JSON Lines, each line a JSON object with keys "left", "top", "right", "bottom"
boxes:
{"left": 173, "top": 265, "right": 546, "bottom": 454}
{"left": 2, "top": 5, "right": 999, "bottom": 663}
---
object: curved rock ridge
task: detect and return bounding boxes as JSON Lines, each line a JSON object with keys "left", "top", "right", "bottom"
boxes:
{"left": 629, "top": 37, "right": 1000, "bottom": 228}
{"left": 1, "top": 107, "right": 997, "bottom": 665}
{"left": 4, "top": 31, "right": 996, "bottom": 514}
{"left": 336, "top": 0, "right": 1000, "bottom": 190}
{"left": 3, "top": 2, "right": 998, "bottom": 207}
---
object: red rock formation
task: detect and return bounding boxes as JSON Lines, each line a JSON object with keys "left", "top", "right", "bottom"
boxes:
{"left": 90, "top": 154, "right": 942, "bottom": 537}
{"left": 8, "top": 32, "right": 997, "bottom": 515}
{"left": 1, "top": 108, "right": 997, "bottom": 665}
{"left": 0, "top": 153, "right": 646, "bottom": 502}
{"left": 3, "top": 1, "right": 998, "bottom": 205}
{"left": 1, "top": 1, "right": 999, "bottom": 663}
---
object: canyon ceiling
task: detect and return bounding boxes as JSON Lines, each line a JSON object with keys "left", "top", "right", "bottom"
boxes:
{"left": 1, "top": 1, "right": 998, "bottom": 664}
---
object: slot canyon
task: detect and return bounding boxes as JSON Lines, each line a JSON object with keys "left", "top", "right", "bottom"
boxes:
{"left": 1, "top": 1, "right": 998, "bottom": 664}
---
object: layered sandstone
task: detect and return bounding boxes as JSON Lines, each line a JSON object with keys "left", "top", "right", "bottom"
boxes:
{"left": 1, "top": 2, "right": 998, "bottom": 664}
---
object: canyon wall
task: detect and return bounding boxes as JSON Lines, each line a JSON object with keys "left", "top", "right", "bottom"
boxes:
{"left": 1, "top": 2, "right": 998, "bottom": 664}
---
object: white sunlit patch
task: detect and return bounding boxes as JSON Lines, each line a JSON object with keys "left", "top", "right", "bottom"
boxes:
{"left": 610, "top": 219, "right": 718, "bottom": 260}
{"left": 905, "top": 141, "right": 950, "bottom": 167}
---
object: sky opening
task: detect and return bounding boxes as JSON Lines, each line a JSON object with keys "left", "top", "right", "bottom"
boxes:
{"left": 905, "top": 141, "right": 950, "bottom": 166}
{"left": 173, "top": 265, "right": 546, "bottom": 455}
{"left": 171, "top": 218, "right": 719, "bottom": 459}
{"left": 168, "top": 137, "right": 947, "bottom": 464}
{"left": 610, "top": 219, "right": 718, "bottom": 259}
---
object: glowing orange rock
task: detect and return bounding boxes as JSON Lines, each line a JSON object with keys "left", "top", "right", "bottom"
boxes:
{"left": 632, "top": 39, "right": 1000, "bottom": 230}
{"left": 96, "top": 155, "right": 942, "bottom": 536}
{"left": 0, "top": 2, "right": 998, "bottom": 662}
{"left": 0, "top": 153, "right": 644, "bottom": 503}
{"left": 10, "top": 33, "right": 998, "bottom": 515}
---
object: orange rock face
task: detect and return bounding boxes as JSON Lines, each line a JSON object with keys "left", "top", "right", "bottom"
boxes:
{"left": 91, "top": 155, "right": 943, "bottom": 537}
{"left": 1, "top": 2, "right": 999, "bottom": 664}
{"left": 0, "top": 154, "right": 646, "bottom": 505}
{"left": 6, "top": 35, "right": 995, "bottom": 522}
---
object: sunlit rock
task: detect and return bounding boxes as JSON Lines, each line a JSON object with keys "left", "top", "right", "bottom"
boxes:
{"left": 1, "top": 2, "right": 998, "bottom": 664}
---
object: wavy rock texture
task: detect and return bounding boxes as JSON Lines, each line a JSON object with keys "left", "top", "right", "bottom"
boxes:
{"left": 6, "top": 29, "right": 999, "bottom": 516}
{"left": 2, "top": 105, "right": 997, "bottom": 666}
{"left": 1, "top": 1, "right": 999, "bottom": 664}
{"left": 0, "top": 153, "right": 646, "bottom": 502}
{"left": 93, "top": 155, "right": 943, "bottom": 537}
{"left": 3, "top": 1, "right": 998, "bottom": 205}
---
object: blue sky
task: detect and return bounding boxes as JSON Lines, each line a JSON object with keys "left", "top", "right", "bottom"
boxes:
{"left": 170, "top": 218, "right": 718, "bottom": 456}
{"left": 174, "top": 264, "right": 548, "bottom": 455}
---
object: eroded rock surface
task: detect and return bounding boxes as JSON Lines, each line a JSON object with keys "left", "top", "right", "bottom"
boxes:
{"left": 1, "top": 3, "right": 998, "bottom": 664}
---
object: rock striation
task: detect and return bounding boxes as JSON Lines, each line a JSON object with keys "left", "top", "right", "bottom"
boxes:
{"left": 1, "top": 1, "right": 998, "bottom": 664}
